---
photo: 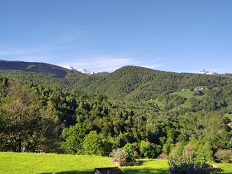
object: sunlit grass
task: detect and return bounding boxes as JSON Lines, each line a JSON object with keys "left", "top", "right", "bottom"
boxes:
{"left": 213, "top": 163, "right": 232, "bottom": 174}
{"left": 0, "top": 152, "right": 231, "bottom": 174}
{"left": 225, "top": 113, "right": 232, "bottom": 120}
{"left": 171, "top": 91, "right": 204, "bottom": 108}
{"left": 171, "top": 90, "right": 204, "bottom": 99}
{"left": 0, "top": 152, "right": 113, "bottom": 174}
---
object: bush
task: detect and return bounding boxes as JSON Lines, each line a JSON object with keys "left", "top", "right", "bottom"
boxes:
{"left": 110, "top": 148, "right": 128, "bottom": 163}
{"left": 110, "top": 143, "right": 136, "bottom": 164}
{"left": 214, "top": 149, "right": 232, "bottom": 163}
{"left": 168, "top": 157, "right": 210, "bottom": 174}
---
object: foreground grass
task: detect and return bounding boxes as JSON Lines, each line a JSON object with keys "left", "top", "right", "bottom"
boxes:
{"left": 1, "top": 152, "right": 168, "bottom": 174}
{"left": 0, "top": 152, "right": 114, "bottom": 174}
{"left": 213, "top": 163, "right": 232, "bottom": 174}
{"left": 0, "top": 152, "right": 231, "bottom": 174}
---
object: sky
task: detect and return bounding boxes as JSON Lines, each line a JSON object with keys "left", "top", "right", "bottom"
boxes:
{"left": 0, "top": 0, "right": 232, "bottom": 73}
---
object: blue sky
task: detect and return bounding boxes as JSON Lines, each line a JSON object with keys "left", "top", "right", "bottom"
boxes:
{"left": 0, "top": 0, "right": 232, "bottom": 73}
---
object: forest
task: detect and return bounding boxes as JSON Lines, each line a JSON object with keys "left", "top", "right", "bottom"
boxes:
{"left": 0, "top": 62, "right": 231, "bottom": 163}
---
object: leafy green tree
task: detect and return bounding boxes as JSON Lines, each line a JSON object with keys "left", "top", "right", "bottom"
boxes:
{"left": 82, "top": 131, "right": 103, "bottom": 156}
{"left": 122, "top": 143, "right": 136, "bottom": 162}
{"left": 62, "top": 123, "right": 86, "bottom": 154}
{"left": 139, "top": 140, "right": 157, "bottom": 158}
{"left": 181, "top": 140, "right": 213, "bottom": 163}
{"left": 169, "top": 142, "right": 185, "bottom": 158}
{"left": 195, "top": 141, "right": 213, "bottom": 162}
{"left": 0, "top": 82, "right": 43, "bottom": 152}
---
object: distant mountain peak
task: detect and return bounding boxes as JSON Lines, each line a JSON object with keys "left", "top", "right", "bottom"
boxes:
{"left": 62, "top": 65, "right": 99, "bottom": 75}
{"left": 62, "top": 65, "right": 76, "bottom": 71}
{"left": 77, "top": 68, "right": 100, "bottom": 75}
{"left": 199, "top": 69, "right": 217, "bottom": 75}
{"left": 77, "top": 68, "right": 90, "bottom": 74}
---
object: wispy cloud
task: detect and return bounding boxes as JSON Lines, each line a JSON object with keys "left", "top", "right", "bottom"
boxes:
{"left": 0, "top": 46, "right": 163, "bottom": 72}
{"left": 59, "top": 55, "right": 162, "bottom": 72}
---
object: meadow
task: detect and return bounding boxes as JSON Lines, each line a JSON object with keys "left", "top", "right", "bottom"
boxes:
{"left": 170, "top": 90, "right": 204, "bottom": 108}
{"left": 153, "top": 90, "right": 203, "bottom": 109}
{"left": 0, "top": 152, "right": 231, "bottom": 174}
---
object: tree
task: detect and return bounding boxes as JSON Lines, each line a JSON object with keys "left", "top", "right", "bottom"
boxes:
{"left": 82, "top": 131, "right": 103, "bottom": 156}
{"left": 122, "top": 143, "right": 136, "bottom": 162}
{"left": 140, "top": 140, "right": 156, "bottom": 158}
{"left": 62, "top": 123, "right": 86, "bottom": 154}
{"left": 0, "top": 82, "right": 43, "bottom": 152}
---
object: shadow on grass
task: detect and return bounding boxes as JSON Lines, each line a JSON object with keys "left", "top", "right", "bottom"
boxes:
{"left": 123, "top": 168, "right": 169, "bottom": 174}
{"left": 40, "top": 167, "right": 169, "bottom": 174}
{"left": 40, "top": 169, "right": 169, "bottom": 174}
{"left": 40, "top": 170, "right": 92, "bottom": 174}
{"left": 40, "top": 160, "right": 170, "bottom": 174}
{"left": 122, "top": 159, "right": 170, "bottom": 174}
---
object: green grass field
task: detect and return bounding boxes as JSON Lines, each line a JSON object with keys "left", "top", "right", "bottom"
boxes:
{"left": 171, "top": 91, "right": 204, "bottom": 108}
{"left": 0, "top": 152, "right": 231, "bottom": 174}
{"left": 153, "top": 90, "right": 204, "bottom": 109}
{"left": 171, "top": 91, "right": 196, "bottom": 98}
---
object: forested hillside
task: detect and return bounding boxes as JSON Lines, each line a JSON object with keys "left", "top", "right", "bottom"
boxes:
{"left": 0, "top": 60, "right": 231, "bottom": 162}
{"left": 0, "top": 60, "right": 68, "bottom": 78}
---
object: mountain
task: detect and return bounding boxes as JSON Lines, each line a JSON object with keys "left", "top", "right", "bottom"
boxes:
{"left": 0, "top": 60, "right": 231, "bottom": 101}
{"left": 0, "top": 60, "right": 68, "bottom": 78}
{"left": 75, "top": 66, "right": 230, "bottom": 101}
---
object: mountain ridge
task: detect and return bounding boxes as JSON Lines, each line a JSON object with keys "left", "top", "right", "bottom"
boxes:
{"left": 0, "top": 60, "right": 68, "bottom": 78}
{"left": 0, "top": 60, "right": 230, "bottom": 101}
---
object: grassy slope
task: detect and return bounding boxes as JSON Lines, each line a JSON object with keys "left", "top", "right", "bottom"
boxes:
{"left": 171, "top": 91, "right": 204, "bottom": 108}
{"left": 153, "top": 91, "right": 204, "bottom": 109}
{"left": 1, "top": 153, "right": 231, "bottom": 174}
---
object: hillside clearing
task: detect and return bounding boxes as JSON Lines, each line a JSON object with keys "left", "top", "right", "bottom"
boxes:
{"left": 171, "top": 90, "right": 204, "bottom": 108}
